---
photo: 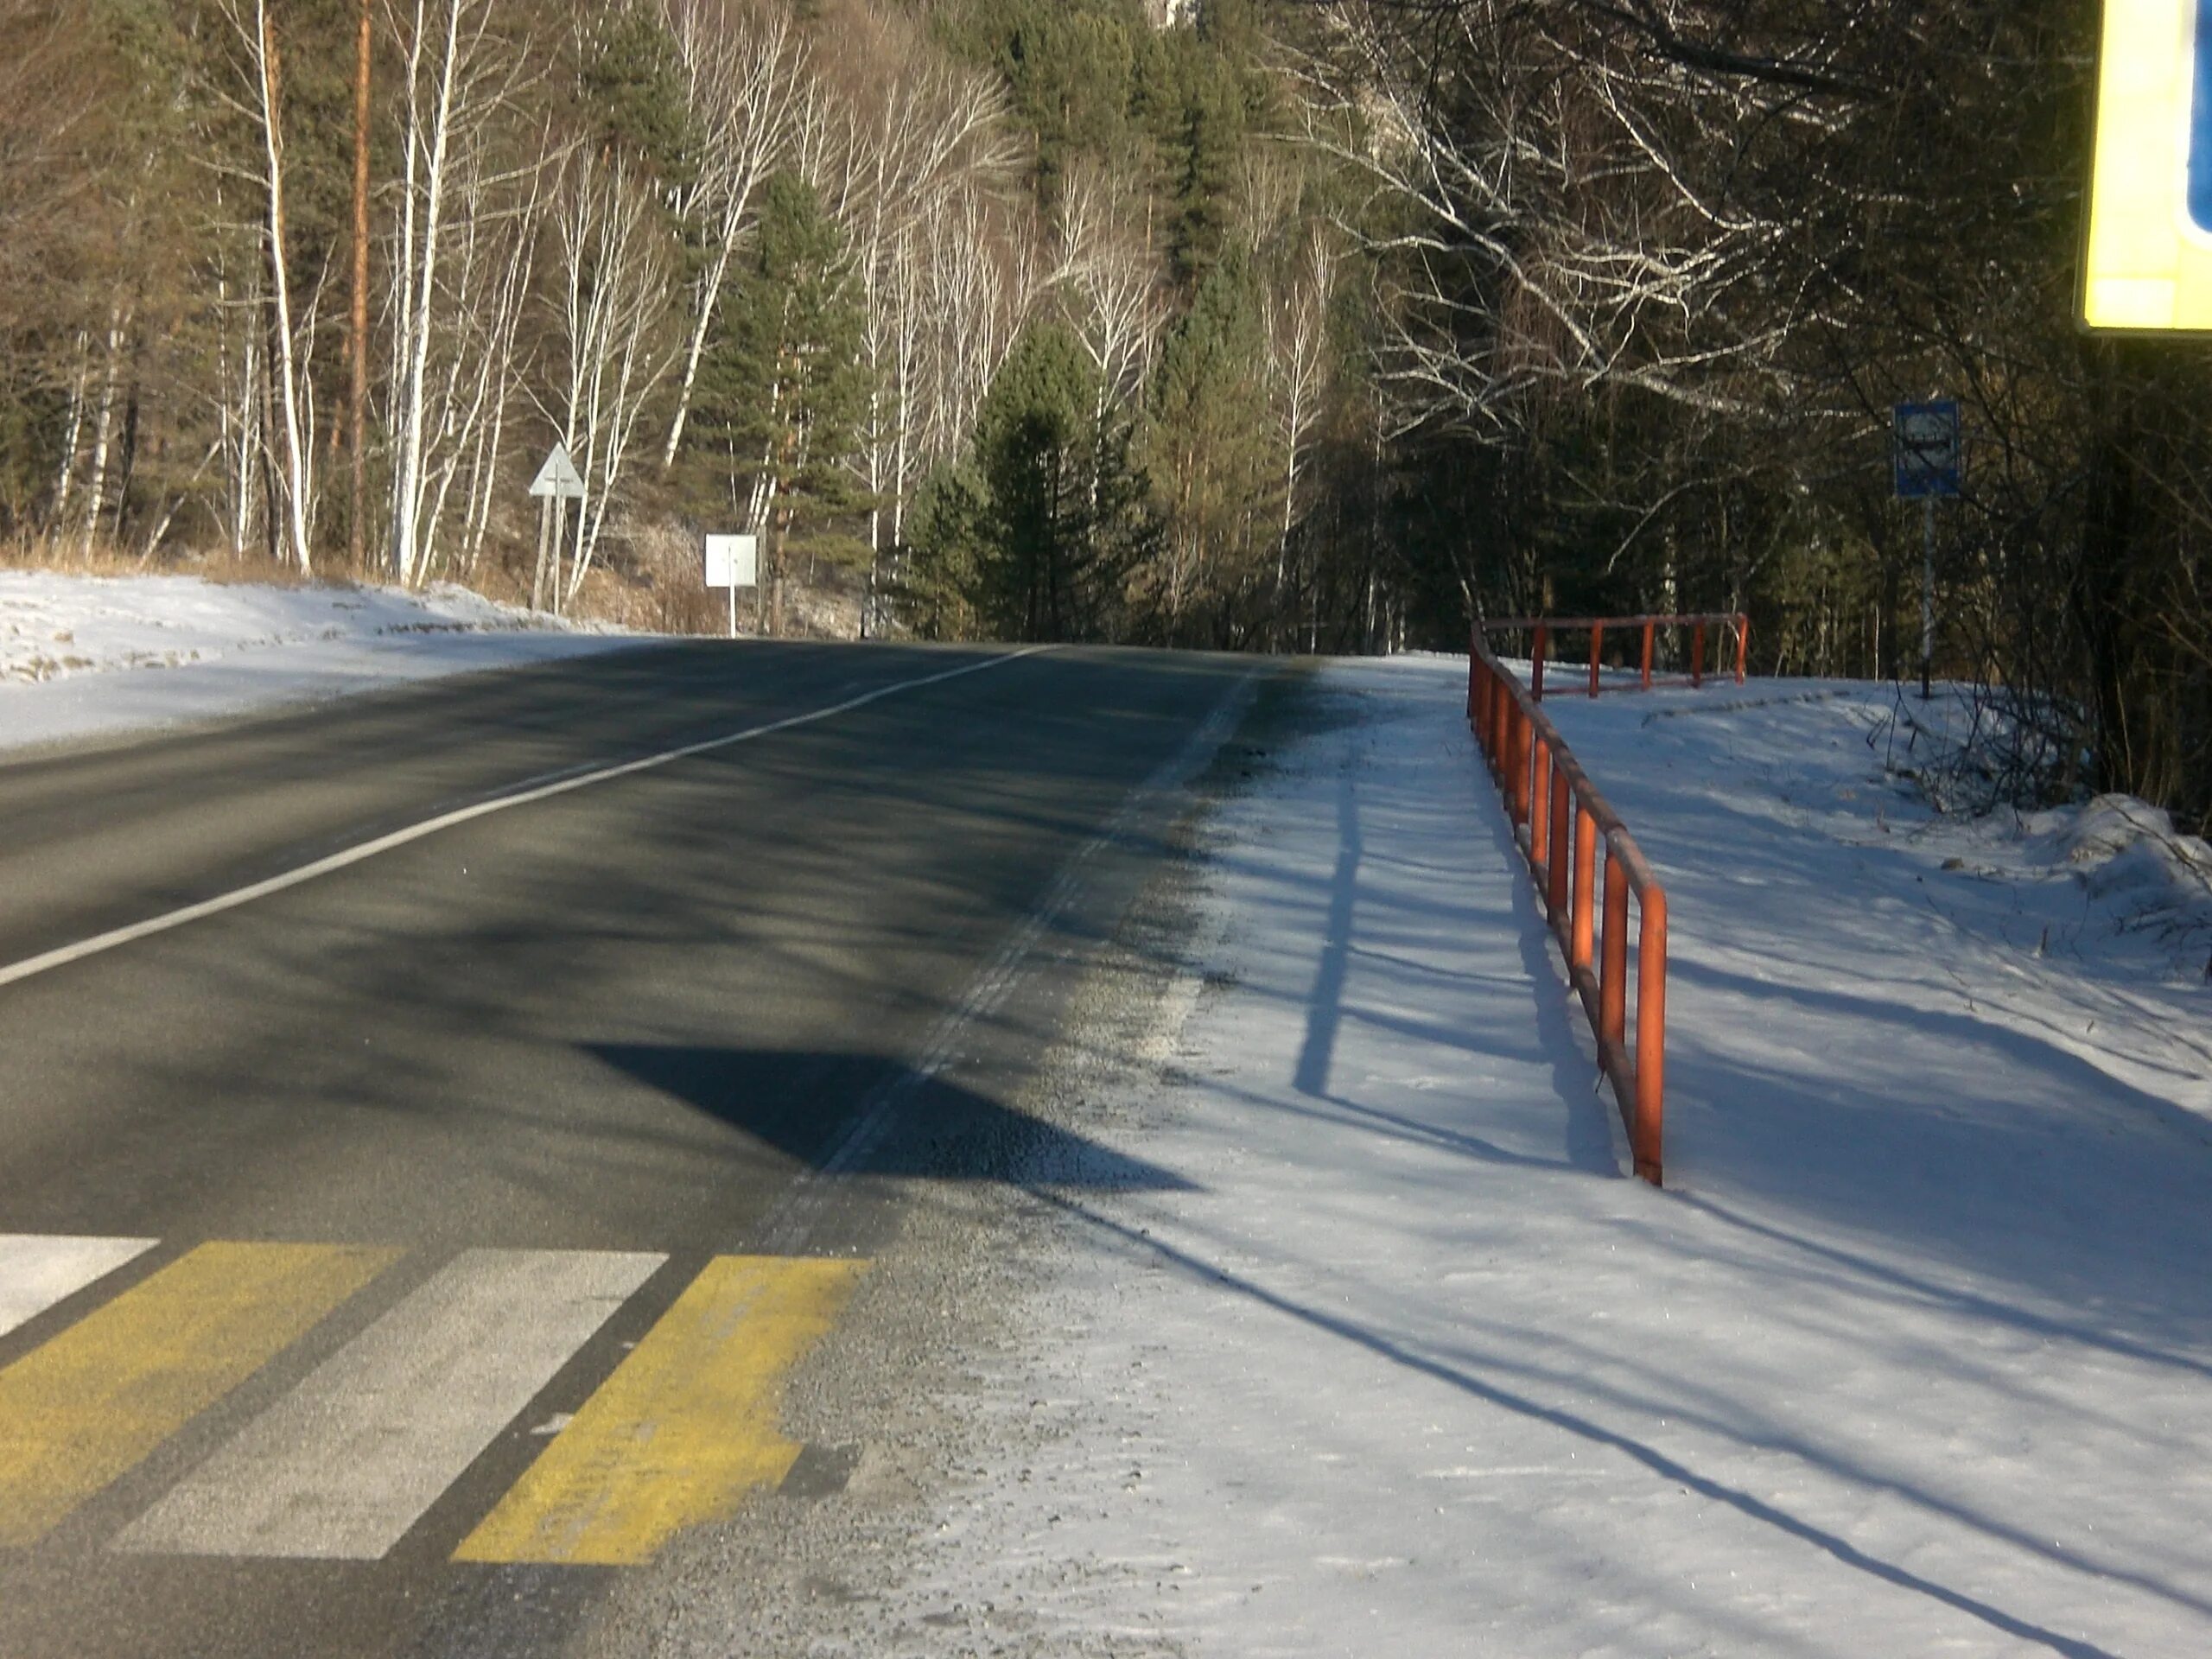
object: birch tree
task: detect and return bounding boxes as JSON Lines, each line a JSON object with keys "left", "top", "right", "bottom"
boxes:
{"left": 937, "top": 192, "right": 1033, "bottom": 461}
{"left": 656, "top": 0, "right": 806, "bottom": 468}
{"left": 1266, "top": 226, "right": 1335, "bottom": 643}
{"left": 842, "top": 59, "right": 1019, "bottom": 598}
{"left": 1054, "top": 161, "right": 1167, "bottom": 425}
{"left": 383, "top": 0, "right": 536, "bottom": 588}
{"left": 213, "top": 0, "right": 318, "bottom": 573}
{"left": 543, "top": 150, "right": 677, "bottom": 609}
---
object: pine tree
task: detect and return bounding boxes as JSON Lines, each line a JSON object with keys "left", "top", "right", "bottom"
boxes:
{"left": 689, "top": 171, "right": 870, "bottom": 633}
{"left": 901, "top": 461, "right": 992, "bottom": 639}
{"left": 1143, "top": 247, "right": 1272, "bottom": 643}
{"left": 975, "top": 320, "right": 1096, "bottom": 639}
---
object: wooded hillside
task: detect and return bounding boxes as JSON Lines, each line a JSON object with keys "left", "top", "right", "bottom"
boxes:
{"left": 2, "top": 0, "right": 2204, "bottom": 828}
{"left": 0, "top": 0, "right": 1395, "bottom": 652}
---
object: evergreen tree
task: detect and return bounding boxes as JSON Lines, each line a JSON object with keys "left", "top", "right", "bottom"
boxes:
{"left": 937, "top": 0, "right": 1147, "bottom": 202}
{"left": 573, "top": 3, "right": 699, "bottom": 194}
{"left": 689, "top": 171, "right": 870, "bottom": 632}
{"left": 1143, "top": 248, "right": 1272, "bottom": 643}
{"left": 975, "top": 321, "right": 1097, "bottom": 639}
{"left": 913, "top": 319, "right": 1157, "bottom": 644}
{"left": 901, "top": 461, "right": 992, "bottom": 640}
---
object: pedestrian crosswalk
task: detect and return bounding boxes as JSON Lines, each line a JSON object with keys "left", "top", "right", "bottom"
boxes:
{"left": 0, "top": 1235, "right": 865, "bottom": 1565}
{"left": 459, "top": 1254, "right": 866, "bottom": 1566}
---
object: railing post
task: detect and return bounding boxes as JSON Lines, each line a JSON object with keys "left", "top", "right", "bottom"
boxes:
{"left": 1510, "top": 702, "right": 1530, "bottom": 825}
{"left": 1588, "top": 623, "right": 1604, "bottom": 697}
{"left": 1633, "top": 887, "right": 1669, "bottom": 1185}
{"left": 1734, "top": 613, "right": 1750, "bottom": 685}
{"left": 1531, "top": 623, "right": 1549, "bottom": 702}
{"left": 1600, "top": 849, "right": 1629, "bottom": 1053}
{"left": 1529, "top": 735, "right": 1551, "bottom": 872}
{"left": 1691, "top": 621, "right": 1707, "bottom": 688}
{"left": 1571, "top": 804, "right": 1597, "bottom": 969}
{"left": 1547, "top": 768, "right": 1571, "bottom": 921}
{"left": 1640, "top": 621, "right": 1654, "bottom": 690}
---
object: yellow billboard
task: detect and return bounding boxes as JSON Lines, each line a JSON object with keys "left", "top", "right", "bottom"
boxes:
{"left": 2082, "top": 0, "right": 2212, "bottom": 329}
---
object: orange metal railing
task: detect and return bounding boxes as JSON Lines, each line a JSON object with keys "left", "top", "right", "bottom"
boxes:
{"left": 1468, "top": 628, "right": 1669, "bottom": 1185}
{"left": 1480, "top": 613, "right": 1748, "bottom": 702}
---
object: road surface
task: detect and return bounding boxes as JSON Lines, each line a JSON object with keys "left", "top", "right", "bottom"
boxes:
{"left": 0, "top": 639, "right": 1265, "bottom": 1657}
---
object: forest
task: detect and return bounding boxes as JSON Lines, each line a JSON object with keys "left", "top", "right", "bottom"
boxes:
{"left": 0, "top": 1, "right": 2206, "bottom": 830}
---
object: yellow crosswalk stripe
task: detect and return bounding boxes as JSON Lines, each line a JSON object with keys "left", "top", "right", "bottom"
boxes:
{"left": 0, "top": 1241, "right": 395, "bottom": 1547}
{"left": 454, "top": 1255, "right": 867, "bottom": 1567}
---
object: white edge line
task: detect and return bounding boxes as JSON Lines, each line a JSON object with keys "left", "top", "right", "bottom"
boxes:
{"left": 0, "top": 646, "right": 1054, "bottom": 992}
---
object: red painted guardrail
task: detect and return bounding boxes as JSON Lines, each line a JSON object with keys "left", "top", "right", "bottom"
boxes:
{"left": 1468, "top": 628, "right": 1669, "bottom": 1185}
{"left": 1481, "top": 613, "right": 1748, "bottom": 702}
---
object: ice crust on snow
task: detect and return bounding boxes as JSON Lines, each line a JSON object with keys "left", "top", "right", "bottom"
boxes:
{"left": 0, "top": 570, "right": 639, "bottom": 753}
{"left": 899, "top": 658, "right": 2212, "bottom": 1658}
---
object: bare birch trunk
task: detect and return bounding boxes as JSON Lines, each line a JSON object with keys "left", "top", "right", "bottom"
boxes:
{"left": 52, "top": 333, "right": 90, "bottom": 527}
{"left": 253, "top": 1, "right": 314, "bottom": 574}
{"left": 79, "top": 304, "right": 128, "bottom": 556}
{"left": 341, "top": 0, "right": 371, "bottom": 572}
{"left": 388, "top": 0, "right": 463, "bottom": 588}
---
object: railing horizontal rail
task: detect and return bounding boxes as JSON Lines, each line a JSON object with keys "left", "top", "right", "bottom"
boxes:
{"left": 1478, "top": 612, "right": 1748, "bottom": 702}
{"left": 1467, "top": 628, "right": 1669, "bottom": 1185}
{"left": 1482, "top": 613, "right": 1738, "bottom": 631}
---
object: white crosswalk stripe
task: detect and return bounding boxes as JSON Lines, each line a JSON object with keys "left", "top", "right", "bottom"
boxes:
{"left": 114, "top": 1248, "right": 663, "bottom": 1560}
{"left": 0, "top": 1235, "right": 156, "bottom": 1340}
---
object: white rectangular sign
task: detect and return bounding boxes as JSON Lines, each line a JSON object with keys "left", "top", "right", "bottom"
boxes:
{"left": 704, "top": 534, "right": 759, "bottom": 588}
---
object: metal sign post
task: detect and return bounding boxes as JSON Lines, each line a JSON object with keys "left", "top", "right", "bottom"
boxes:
{"left": 1893, "top": 400, "right": 1962, "bottom": 700}
{"left": 704, "top": 534, "right": 759, "bottom": 639}
{"left": 528, "top": 442, "right": 588, "bottom": 616}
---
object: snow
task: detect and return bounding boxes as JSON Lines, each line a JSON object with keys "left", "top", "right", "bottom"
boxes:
{"left": 0, "top": 571, "right": 641, "bottom": 755}
{"left": 903, "top": 658, "right": 2212, "bottom": 1656}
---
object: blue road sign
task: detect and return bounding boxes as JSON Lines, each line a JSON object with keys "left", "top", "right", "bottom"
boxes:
{"left": 1894, "top": 401, "right": 1962, "bottom": 500}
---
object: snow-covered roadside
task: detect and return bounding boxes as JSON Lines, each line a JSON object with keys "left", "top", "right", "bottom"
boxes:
{"left": 0, "top": 571, "right": 644, "bottom": 754}
{"left": 891, "top": 657, "right": 2212, "bottom": 1656}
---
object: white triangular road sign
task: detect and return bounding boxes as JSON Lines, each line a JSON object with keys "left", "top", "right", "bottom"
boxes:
{"left": 528, "top": 442, "right": 587, "bottom": 499}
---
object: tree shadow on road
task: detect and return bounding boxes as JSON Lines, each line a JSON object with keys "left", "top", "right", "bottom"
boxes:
{"left": 585, "top": 1044, "right": 1194, "bottom": 1192}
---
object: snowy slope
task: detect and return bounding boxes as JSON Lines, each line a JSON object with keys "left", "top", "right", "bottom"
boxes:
{"left": 0, "top": 571, "right": 641, "bottom": 754}
{"left": 869, "top": 658, "right": 2212, "bottom": 1658}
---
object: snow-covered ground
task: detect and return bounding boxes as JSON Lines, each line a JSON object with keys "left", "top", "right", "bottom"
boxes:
{"left": 0, "top": 571, "right": 641, "bottom": 755}
{"left": 902, "top": 658, "right": 2212, "bottom": 1656}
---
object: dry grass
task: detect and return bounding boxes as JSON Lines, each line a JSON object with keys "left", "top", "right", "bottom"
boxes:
{"left": 0, "top": 523, "right": 863, "bottom": 643}
{"left": 0, "top": 531, "right": 340, "bottom": 589}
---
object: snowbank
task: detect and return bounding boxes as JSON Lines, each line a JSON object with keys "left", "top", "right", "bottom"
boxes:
{"left": 870, "top": 658, "right": 2212, "bottom": 1657}
{"left": 0, "top": 571, "right": 642, "bottom": 755}
{"left": 2033, "top": 793, "right": 2212, "bottom": 934}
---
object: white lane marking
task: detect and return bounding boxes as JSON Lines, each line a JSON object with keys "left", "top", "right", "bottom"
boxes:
{"left": 755, "top": 666, "right": 1259, "bottom": 1254}
{"left": 0, "top": 1235, "right": 158, "bottom": 1339}
{"left": 0, "top": 646, "right": 1052, "bottom": 993}
{"left": 115, "top": 1248, "right": 663, "bottom": 1560}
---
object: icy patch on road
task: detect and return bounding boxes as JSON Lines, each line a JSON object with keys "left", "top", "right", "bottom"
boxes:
{"left": 0, "top": 571, "right": 641, "bottom": 754}
{"left": 891, "top": 658, "right": 2212, "bottom": 1657}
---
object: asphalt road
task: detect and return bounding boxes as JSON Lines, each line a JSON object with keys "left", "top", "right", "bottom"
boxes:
{"left": 0, "top": 639, "right": 1266, "bottom": 1657}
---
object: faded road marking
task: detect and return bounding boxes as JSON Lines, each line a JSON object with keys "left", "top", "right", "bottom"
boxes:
{"left": 0, "top": 1242, "right": 392, "bottom": 1546}
{"left": 118, "top": 1249, "right": 661, "bottom": 1560}
{"left": 0, "top": 1235, "right": 156, "bottom": 1340}
{"left": 455, "top": 1255, "right": 865, "bottom": 1566}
